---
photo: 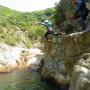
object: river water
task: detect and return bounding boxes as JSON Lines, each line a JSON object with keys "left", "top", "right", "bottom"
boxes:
{"left": 0, "top": 68, "right": 63, "bottom": 90}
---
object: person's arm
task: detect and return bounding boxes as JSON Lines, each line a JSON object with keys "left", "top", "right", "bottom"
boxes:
{"left": 41, "top": 23, "right": 45, "bottom": 25}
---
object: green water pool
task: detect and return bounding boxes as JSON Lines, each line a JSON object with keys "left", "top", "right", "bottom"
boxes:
{"left": 0, "top": 68, "right": 63, "bottom": 90}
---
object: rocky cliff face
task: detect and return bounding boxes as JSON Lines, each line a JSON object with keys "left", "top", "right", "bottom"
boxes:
{"left": 42, "top": 36, "right": 70, "bottom": 86}
{"left": 0, "top": 30, "right": 90, "bottom": 90}
{"left": 42, "top": 30, "right": 90, "bottom": 90}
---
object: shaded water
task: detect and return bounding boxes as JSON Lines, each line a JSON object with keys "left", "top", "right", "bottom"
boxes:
{"left": 0, "top": 68, "right": 63, "bottom": 90}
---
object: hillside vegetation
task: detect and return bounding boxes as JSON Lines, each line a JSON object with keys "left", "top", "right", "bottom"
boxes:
{"left": 0, "top": 5, "right": 55, "bottom": 47}
{"left": 1, "top": 0, "right": 90, "bottom": 48}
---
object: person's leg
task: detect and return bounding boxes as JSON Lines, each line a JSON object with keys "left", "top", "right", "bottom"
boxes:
{"left": 73, "top": 14, "right": 80, "bottom": 19}
{"left": 80, "top": 17, "right": 87, "bottom": 31}
{"left": 47, "top": 30, "right": 55, "bottom": 36}
{"left": 85, "top": 8, "right": 89, "bottom": 18}
{"left": 80, "top": 8, "right": 89, "bottom": 31}
{"left": 44, "top": 32, "right": 49, "bottom": 40}
{"left": 50, "top": 31, "right": 54, "bottom": 35}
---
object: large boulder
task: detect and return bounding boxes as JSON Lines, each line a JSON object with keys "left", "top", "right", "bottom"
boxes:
{"left": 0, "top": 43, "right": 44, "bottom": 72}
{"left": 69, "top": 53, "right": 90, "bottom": 90}
{"left": 62, "top": 31, "right": 90, "bottom": 76}
{"left": 42, "top": 36, "right": 70, "bottom": 86}
{"left": 42, "top": 30, "right": 90, "bottom": 89}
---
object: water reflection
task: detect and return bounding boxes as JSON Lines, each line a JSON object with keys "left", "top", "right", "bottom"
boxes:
{"left": 0, "top": 69, "right": 62, "bottom": 90}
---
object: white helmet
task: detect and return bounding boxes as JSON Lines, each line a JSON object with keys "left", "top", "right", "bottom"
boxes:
{"left": 44, "top": 20, "right": 49, "bottom": 23}
{"left": 44, "top": 20, "right": 51, "bottom": 26}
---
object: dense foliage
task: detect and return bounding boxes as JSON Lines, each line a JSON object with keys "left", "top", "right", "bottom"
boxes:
{"left": 1, "top": 0, "right": 89, "bottom": 47}
{"left": 53, "top": 0, "right": 89, "bottom": 34}
{"left": 0, "top": 5, "right": 55, "bottom": 47}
